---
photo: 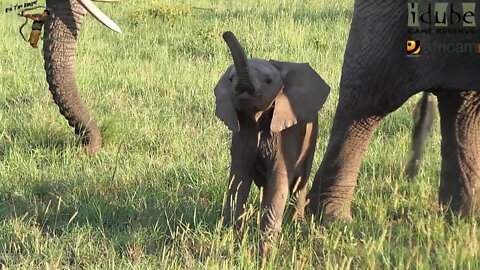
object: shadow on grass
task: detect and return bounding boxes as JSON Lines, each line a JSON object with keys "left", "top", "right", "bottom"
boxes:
{"left": 2, "top": 121, "right": 128, "bottom": 155}
{"left": 2, "top": 125, "right": 74, "bottom": 155}
{"left": 0, "top": 171, "right": 224, "bottom": 267}
{"left": 0, "top": 165, "right": 222, "bottom": 243}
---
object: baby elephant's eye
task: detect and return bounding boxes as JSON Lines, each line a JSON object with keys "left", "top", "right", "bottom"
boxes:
{"left": 229, "top": 77, "right": 233, "bottom": 82}
{"left": 265, "top": 78, "right": 272, "bottom": 84}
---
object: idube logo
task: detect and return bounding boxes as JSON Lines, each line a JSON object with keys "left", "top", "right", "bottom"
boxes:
{"left": 408, "top": 2, "right": 476, "bottom": 27}
{"left": 407, "top": 2, "right": 477, "bottom": 35}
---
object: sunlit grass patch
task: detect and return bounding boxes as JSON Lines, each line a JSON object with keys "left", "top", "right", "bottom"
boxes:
{"left": 0, "top": 0, "right": 479, "bottom": 268}
{"left": 130, "top": 3, "right": 193, "bottom": 25}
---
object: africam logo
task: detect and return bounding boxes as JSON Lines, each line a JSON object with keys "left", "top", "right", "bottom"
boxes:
{"left": 407, "top": 40, "right": 421, "bottom": 56}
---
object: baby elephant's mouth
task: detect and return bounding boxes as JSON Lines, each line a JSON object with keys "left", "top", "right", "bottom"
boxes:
{"left": 235, "top": 85, "right": 257, "bottom": 97}
{"left": 236, "top": 91, "right": 256, "bottom": 99}
{"left": 234, "top": 93, "right": 259, "bottom": 111}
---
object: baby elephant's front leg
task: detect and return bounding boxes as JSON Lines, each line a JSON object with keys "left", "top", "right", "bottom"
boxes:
{"left": 222, "top": 172, "right": 253, "bottom": 230}
{"left": 260, "top": 171, "right": 289, "bottom": 255}
{"left": 223, "top": 133, "right": 256, "bottom": 230}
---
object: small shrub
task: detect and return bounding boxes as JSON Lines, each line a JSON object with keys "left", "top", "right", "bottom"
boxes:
{"left": 130, "top": 4, "right": 192, "bottom": 25}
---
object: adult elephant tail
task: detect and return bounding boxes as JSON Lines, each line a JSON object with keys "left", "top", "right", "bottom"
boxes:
{"left": 405, "top": 92, "right": 436, "bottom": 180}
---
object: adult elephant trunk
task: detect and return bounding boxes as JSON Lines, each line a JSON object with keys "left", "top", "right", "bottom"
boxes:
{"left": 43, "top": 0, "right": 121, "bottom": 155}
{"left": 222, "top": 31, "right": 255, "bottom": 94}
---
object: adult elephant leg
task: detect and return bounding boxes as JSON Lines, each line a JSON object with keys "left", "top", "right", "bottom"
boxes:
{"left": 308, "top": 91, "right": 386, "bottom": 222}
{"left": 436, "top": 90, "right": 480, "bottom": 216}
{"left": 43, "top": 0, "right": 102, "bottom": 155}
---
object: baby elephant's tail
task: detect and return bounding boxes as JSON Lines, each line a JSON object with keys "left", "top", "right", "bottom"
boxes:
{"left": 405, "top": 92, "right": 435, "bottom": 180}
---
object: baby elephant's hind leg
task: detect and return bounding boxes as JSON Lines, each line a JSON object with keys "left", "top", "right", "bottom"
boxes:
{"left": 260, "top": 171, "right": 289, "bottom": 255}
{"left": 291, "top": 140, "right": 316, "bottom": 222}
{"left": 290, "top": 176, "right": 308, "bottom": 222}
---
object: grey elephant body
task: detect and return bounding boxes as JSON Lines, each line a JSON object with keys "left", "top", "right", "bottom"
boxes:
{"left": 216, "top": 32, "right": 329, "bottom": 254}
{"left": 309, "top": 1, "right": 480, "bottom": 220}
{"left": 226, "top": 108, "right": 318, "bottom": 251}
{"left": 340, "top": 1, "right": 480, "bottom": 110}
{"left": 249, "top": 109, "right": 317, "bottom": 193}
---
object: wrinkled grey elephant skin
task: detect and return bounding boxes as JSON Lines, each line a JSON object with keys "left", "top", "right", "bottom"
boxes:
{"left": 308, "top": 0, "right": 480, "bottom": 221}
{"left": 216, "top": 32, "right": 330, "bottom": 255}
{"left": 43, "top": 0, "right": 102, "bottom": 155}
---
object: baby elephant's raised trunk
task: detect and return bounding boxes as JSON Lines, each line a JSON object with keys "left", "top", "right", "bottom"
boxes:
{"left": 222, "top": 31, "right": 255, "bottom": 95}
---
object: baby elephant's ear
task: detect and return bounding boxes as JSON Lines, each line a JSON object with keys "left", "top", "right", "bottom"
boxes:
{"left": 269, "top": 60, "right": 330, "bottom": 132}
{"left": 214, "top": 66, "right": 240, "bottom": 132}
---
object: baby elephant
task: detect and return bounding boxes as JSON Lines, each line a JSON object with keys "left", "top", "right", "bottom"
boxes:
{"left": 215, "top": 32, "right": 330, "bottom": 253}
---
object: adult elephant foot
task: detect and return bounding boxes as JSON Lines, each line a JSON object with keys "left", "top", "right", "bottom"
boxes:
{"left": 79, "top": 123, "right": 102, "bottom": 156}
{"left": 436, "top": 90, "right": 480, "bottom": 216}
{"left": 307, "top": 98, "right": 385, "bottom": 223}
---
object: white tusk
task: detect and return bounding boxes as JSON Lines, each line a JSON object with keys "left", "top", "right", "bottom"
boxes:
{"left": 78, "top": 0, "right": 122, "bottom": 33}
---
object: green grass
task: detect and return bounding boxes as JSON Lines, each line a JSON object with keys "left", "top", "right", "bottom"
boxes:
{"left": 0, "top": 0, "right": 478, "bottom": 268}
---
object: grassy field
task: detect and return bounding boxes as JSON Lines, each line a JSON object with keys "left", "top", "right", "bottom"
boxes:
{"left": 0, "top": 0, "right": 478, "bottom": 268}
